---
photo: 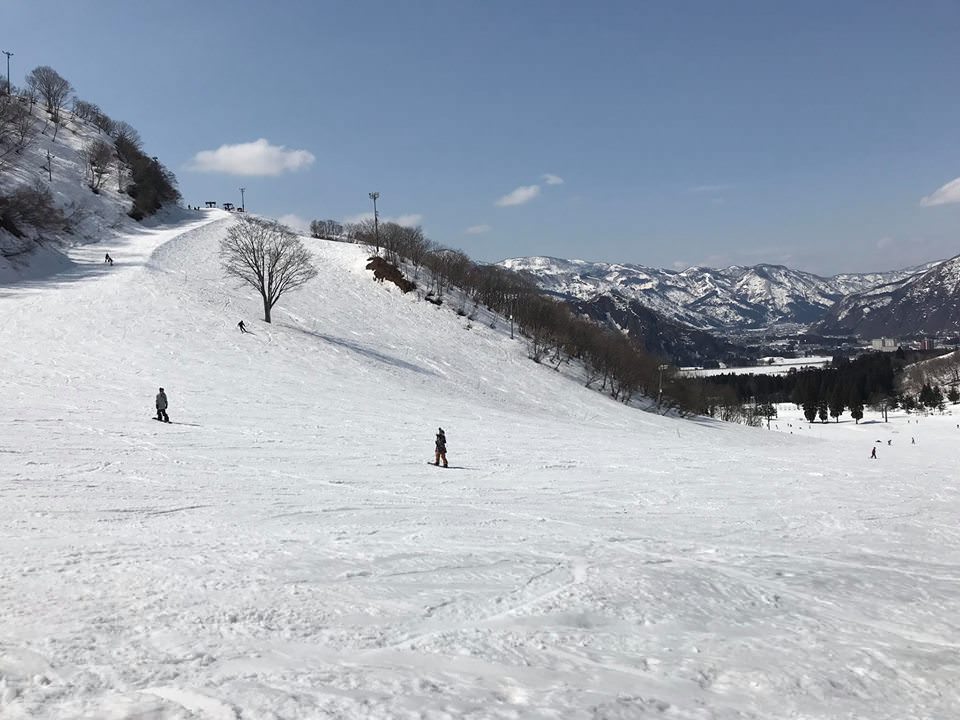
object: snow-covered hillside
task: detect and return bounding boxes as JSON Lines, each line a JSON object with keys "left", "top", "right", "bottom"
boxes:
{"left": 2, "top": 214, "right": 958, "bottom": 719}
{"left": 0, "top": 97, "right": 158, "bottom": 281}
{"left": 500, "top": 256, "right": 927, "bottom": 332}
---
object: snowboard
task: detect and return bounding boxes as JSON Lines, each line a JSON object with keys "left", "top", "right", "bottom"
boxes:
{"left": 427, "top": 461, "right": 449, "bottom": 468}
{"left": 152, "top": 417, "right": 172, "bottom": 423}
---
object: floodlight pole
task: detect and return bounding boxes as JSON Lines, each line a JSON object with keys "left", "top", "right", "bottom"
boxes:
{"left": 239, "top": 187, "right": 246, "bottom": 211}
{"left": 657, "top": 363, "right": 669, "bottom": 409}
{"left": 368, "top": 191, "right": 380, "bottom": 253}
{"left": 2, "top": 51, "right": 12, "bottom": 96}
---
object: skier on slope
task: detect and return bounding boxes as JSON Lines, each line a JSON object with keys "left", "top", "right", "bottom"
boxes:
{"left": 434, "top": 427, "right": 448, "bottom": 467}
{"left": 238, "top": 320, "right": 248, "bottom": 333}
{"left": 155, "top": 387, "right": 170, "bottom": 423}
{"left": 104, "top": 253, "right": 114, "bottom": 265}
{"left": 870, "top": 446, "right": 877, "bottom": 460}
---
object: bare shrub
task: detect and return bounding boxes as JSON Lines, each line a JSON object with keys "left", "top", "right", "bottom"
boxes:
{"left": 0, "top": 182, "right": 67, "bottom": 252}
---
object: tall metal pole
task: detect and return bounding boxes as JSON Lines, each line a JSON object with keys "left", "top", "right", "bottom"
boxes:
{"left": 368, "top": 191, "right": 380, "bottom": 253}
{"left": 2, "top": 51, "right": 12, "bottom": 96}
{"left": 239, "top": 187, "right": 246, "bottom": 211}
{"left": 657, "top": 363, "right": 668, "bottom": 409}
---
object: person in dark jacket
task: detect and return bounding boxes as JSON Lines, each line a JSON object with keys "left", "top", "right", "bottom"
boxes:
{"left": 434, "top": 427, "right": 448, "bottom": 467}
{"left": 156, "top": 387, "right": 170, "bottom": 423}
{"left": 104, "top": 253, "right": 113, "bottom": 265}
{"left": 238, "top": 320, "right": 248, "bottom": 333}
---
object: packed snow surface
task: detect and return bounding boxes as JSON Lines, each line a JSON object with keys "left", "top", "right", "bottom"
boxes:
{"left": 2, "top": 211, "right": 959, "bottom": 719}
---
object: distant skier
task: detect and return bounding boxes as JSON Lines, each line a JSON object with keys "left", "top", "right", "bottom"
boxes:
{"left": 887, "top": 439, "right": 891, "bottom": 445}
{"left": 238, "top": 320, "right": 248, "bottom": 333}
{"left": 434, "top": 427, "right": 448, "bottom": 467}
{"left": 870, "top": 446, "right": 877, "bottom": 459}
{"left": 104, "top": 253, "right": 113, "bottom": 265}
{"left": 912, "top": 437, "right": 916, "bottom": 444}
{"left": 155, "top": 387, "right": 170, "bottom": 423}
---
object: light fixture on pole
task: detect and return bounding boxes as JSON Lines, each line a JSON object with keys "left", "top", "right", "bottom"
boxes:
{"left": 2, "top": 51, "right": 12, "bottom": 96}
{"left": 368, "top": 191, "right": 380, "bottom": 253}
{"left": 239, "top": 187, "right": 246, "bottom": 212}
{"left": 657, "top": 363, "right": 669, "bottom": 409}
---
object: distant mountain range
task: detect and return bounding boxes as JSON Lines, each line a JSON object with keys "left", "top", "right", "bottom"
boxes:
{"left": 814, "top": 254, "right": 960, "bottom": 337}
{"left": 499, "top": 255, "right": 957, "bottom": 362}
{"left": 500, "top": 257, "right": 925, "bottom": 332}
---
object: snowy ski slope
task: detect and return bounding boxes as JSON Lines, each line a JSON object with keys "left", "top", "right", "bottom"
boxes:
{"left": 1, "top": 211, "right": 958, "bottom": 719}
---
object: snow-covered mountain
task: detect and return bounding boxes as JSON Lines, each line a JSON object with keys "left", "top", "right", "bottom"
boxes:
{"left": 2, "top": 214, "right": 959, "bottom": 718}
{"left": 813, "top": 254, "right": 960, "bottom": 337}
{"left": 500, "top": 256, "right": 924, "bottom": 333}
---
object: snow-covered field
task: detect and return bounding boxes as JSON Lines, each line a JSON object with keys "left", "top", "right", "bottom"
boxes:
{"left": 1, "top": 212, "right": 958, "bottom": 719}
{"left": 682, "top": 357, "right": 833, "bottom": 377}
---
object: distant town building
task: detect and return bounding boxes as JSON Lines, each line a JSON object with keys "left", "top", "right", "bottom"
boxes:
{"left": 918, "top": 337, "right": 935, "bottom": 350}
{"left": 871, "top": 337, "right": 899, "bottom": 352}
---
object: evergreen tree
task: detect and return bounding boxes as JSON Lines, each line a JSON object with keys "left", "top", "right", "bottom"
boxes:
{"left": 850, "top": 401, "right": 864, "bottom": 424}
{"left": 817, "top": 400, "right": 829, "bottom": 423}
{"left": 828, "top": 384, "right": 845, "bottom": 423}
{"left": 932, "top": 385, "right": 945, "bottom": 411}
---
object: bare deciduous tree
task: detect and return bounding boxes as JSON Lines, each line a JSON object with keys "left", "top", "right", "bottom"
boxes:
{"left": 11, "top": 101, "right": 36, "bottom": 151}
{"left": 309, "top": 218, "right": 344, "bottom": 240}
{"left": 92, "top": 108, "right": 114, "bottom": 135}
{"left": 221, "top": 216, "right": 318, "bottom": 323}
{"left": 0, "top": 98, "right": 37, "bottom": 165}
{"left": 25, "top": 66, "right": 73, "bottom": 122}
{"left": 81, "top": 138, "right": 114, "bottom": 191}
{"left": 72, "top": 99, "right": 100, "bottom": 121}
{"left": 110, "top": 120, "right": 142, "bottom": 161}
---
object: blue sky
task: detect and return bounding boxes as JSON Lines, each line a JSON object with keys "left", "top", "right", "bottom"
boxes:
{"left": 4, "top": 0, "right": 959, "bottom": 274}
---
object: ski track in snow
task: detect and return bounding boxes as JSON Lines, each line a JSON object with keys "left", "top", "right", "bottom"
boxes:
{"left": 1, "top": 210, "right": 959, "bottom": 718}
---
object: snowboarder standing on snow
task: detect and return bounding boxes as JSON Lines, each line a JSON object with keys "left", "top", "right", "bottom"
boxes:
{"left": 238, "top": 320, "right": 248, "bottom": 333}
{"left": 434, "top": 427, "right": 448, "bottom": 467}
{"left": 156, "top": 387, "right": 170, "bottom": 423}
{"left": 104, "top": 253, "right": 113, "bottom": 265}
{"left": 870, "top": 446, "right": 877, "bottom": 459}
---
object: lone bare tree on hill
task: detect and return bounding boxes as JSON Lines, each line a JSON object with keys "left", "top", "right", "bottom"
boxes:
{"left": 221, "top": 216, "right": 318, "bottom": 323}
{"left": 25, "top": 66, "right": 72, "bottom": 122}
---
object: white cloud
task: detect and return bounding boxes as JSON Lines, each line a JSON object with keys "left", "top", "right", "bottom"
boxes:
{"left": 920, "top": 177, "right": 960, "bottom": 207}
{"left": 495, "top": 184, "right": 541, "bottom": 207}
{"left": 465, "top": 224, "right": 491, "bottom": 235}
{"left": 278, "top": 214, "right": 310, "bottom": 233}
{"left": 188, "top": 138, "right": 315, "bottom": 176}
{"left": 342, "top": 212, "right": 423, "bottom": 227}
{"left": 688, "top": 183, "right": 732, "bottom": 194}
{"left": 343, "top": 211, "right": 374, "bottom": 224}
{"left": 542, "top": 173, "right": 564, "bottom": 186}
{"left": 393, "top": 214, "right": 423, "bottom": 227}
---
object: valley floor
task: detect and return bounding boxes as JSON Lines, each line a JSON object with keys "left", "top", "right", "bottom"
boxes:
{"left": 1, "top": 212, "right": 958, "bottom": 719}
